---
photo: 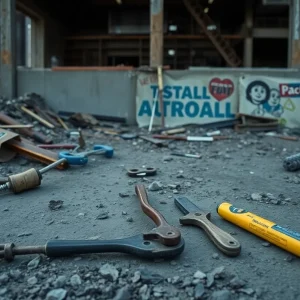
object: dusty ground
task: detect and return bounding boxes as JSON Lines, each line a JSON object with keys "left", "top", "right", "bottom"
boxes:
{"left": 0, "top": 128, "right": 299, "bottom": 300}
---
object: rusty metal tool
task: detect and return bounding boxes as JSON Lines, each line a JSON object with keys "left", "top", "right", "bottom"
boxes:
{"left": 135, "top": 184, "right": 181, "bottom": 246}
{"left": 0, "top": 235, "right": 185, "bottom": 262}
{"left": 127, "top": 167, "right": 157, "bottom": 177}
{"left": 174, "top": 196, "right": 241, "bottom": 256}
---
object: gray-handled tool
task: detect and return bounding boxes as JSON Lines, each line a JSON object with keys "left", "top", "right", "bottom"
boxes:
{"left": 174, "top": 196, "right": 241, "bottom": 257}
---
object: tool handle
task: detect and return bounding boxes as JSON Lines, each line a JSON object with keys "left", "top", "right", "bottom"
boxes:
{"left": 45, "top": 235, "right": 184, "bottom": 259}
{"left": 152, "top": 135, "right": 186, "bottom": 140}
{"left": 135, "top": 184, "right": 181, "bottom": 246}
{"left": 58, "top": 152, "right": 88, "bottom": 165}
{"left": 180, "top": 212, "right": 241, "bottom": 256}
{"left": 93, "top": 145, "right": 114, "bottom": 158}
{"left": 217, "top": 202, "right": 300, "bottom": 257}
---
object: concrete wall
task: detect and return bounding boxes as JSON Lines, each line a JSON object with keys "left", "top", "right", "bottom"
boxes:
{"left": 17, "top": 68, "right": 137, "bottom": 124}
{"left": 17, "top": 67, "right": 300, "bottom": 125}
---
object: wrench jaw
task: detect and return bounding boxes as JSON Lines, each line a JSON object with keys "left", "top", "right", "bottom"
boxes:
{"left": 143, "top": 225, "right": 182, "bottom": 246}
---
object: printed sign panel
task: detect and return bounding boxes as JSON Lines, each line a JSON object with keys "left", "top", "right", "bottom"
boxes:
{"left": 239, "top": 75, "right": 300, "bottom": 128}
{"left": 136, "top": 72, "right": 239, "bottom": 127}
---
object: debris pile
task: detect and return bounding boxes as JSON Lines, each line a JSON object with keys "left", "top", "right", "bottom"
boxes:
{"left": 0, "top": 261, "right": 260, "bottom": 300}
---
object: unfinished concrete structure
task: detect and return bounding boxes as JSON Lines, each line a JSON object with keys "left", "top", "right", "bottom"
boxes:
{"left": 0, "top": 0, "right": 299, "bottom": 123}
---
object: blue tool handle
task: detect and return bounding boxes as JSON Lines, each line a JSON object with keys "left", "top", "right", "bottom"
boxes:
{"left": 93, "top": 145, "right": 114, "bottom": 158}
{"left": 58, "top": 152, "right": 88, "bottom": 165}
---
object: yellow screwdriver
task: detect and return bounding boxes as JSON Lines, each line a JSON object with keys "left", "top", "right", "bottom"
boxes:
{"left": 217, "top": 202, "right": 300, "bottom": 257}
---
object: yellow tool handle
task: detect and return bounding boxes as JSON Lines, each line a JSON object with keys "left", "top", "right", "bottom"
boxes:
{"left": 217, "top": 202, "right": 300, "bottom": 257}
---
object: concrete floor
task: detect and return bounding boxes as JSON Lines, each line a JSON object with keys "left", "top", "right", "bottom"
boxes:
{"left": 0, "top": 130, "right": 299, "bottom": 300}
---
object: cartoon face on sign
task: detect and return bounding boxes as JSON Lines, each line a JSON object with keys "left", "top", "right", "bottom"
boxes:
{"left": 262, "top": 89, "right": 284, "bottom": 118}
{"left": 269, "top": 89, "right": 281, "bottom": 107}
{"left": 246, "top": 81, "right": 270, "bottom": 105}
{"left": 209, "top": 78, "right": 234, "bottom": 101}
{"left": 246, "top": 81, "right": 284, "bottom": 118}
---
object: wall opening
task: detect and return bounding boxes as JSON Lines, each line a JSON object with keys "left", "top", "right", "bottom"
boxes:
{"left": 16, "top": 10, "right": 32, "bottom": 67}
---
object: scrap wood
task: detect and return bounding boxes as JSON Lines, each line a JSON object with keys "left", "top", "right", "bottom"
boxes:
{"left": 152, "top": 134, "right": 229, "bottom": 142}
{"left": 56, "top": 116, "right": 69, "bottom": 131}
{"left": 161, "top": 127, "right": 186, "bottom": 135}
{"left": 20, "top": 106, "right": 55, "bottom": 129}
{"left": 265, "top": 132, "right": 299, "bottom": 141}
{"left": 139, "top": 135, "right": 169, "bottom": 147}
{"left": 235, "top": 113, "right": 279, "bottom": 132}
{"left": 0, "top": 124, "right": 33, "bottom": 129}
{"left": 0, "top": 112, "right": 52, "bottom": 144}
{"left": 33, "top": 106, "right": 59, "bottom": 127}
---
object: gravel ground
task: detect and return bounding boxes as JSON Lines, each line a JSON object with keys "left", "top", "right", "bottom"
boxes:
{"left": 0, "top": 128, "right": 299, "bottom": 300}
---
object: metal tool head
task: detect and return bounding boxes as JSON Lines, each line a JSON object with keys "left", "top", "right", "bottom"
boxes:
{"left": 174, "top": 196, "right": 210, "bottom": 218}
{"left": 128, "top": 168, "right": 157, "bottom": 177}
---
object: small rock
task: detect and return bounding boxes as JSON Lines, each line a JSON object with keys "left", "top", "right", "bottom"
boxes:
{"left": 27, "top": 256, "right": 41, "bottom": 270}
{"left": 173, "top": 189, "right": 179, "bottom": 194}
{"left": 18, "top": 232, "right": 32, "bottom": 237}
{"left": 148, "top": 181, "right": 163, "bottom": 191}
{"left": 229, "top": 277, "right": 246, "bottom": 289}
{"left": 46, "top": 288, "right": 67, "bottom": 300}
{"left": 48, "top": 200, "right": 64, "bottom": 211}
{"left": 96, "top": 212, "right": 109, "bottom": 220}
{"left": 27, "top": 276, "right": 38, "bottom": 285}
{"left": 251, "top": 193, "right": 262, "bottom": 201}
{"left": 160, "top": 200, "right": 167, "bottom": 204}
{"left": 239, "top": 288, "right": 255, "bottom": 295}
{"left": 163, "top": 156, "right": 173, "bottom": 162}
{"left": 262, "top": 242, "right": 271, "bottom": 247}
{"left": 209, "top": 290, "right": 232, "bottom": 300}
{"left": 170, "top": 260, "right": 177, "bottom": 266}
{"left": 122, "top": 211, "right": 128, "bottom": 215}
{"left": 176, "top": 174, "right": 185, "bottom": 178}
{"left": 119, "top": 193, "right": 129, "bottom": 198}
{"left": 54, "top": 276, "right": 67, "bottom": 288}
{"left": 270, "top": 200, "right": 281, "bottom": 205}
{"left": 194, "top": 283, "right": 205, "bottom": 299}
{"left": 194, "top": 178, "right": 204, "bottom": 182}
{"left": 113, "top": 286, "right": 131, "bottom": 300}
{"left": 139, "top": 284, "right": 150, "bottom": 300}
{"left": 70, "top": 274, "right": 81, "bottom": 287}
{"left": 140, "top": 269, "right": 164, "bottom": 284}
{"left": 181, "top": 277, "right": 192, "bottom": 288}
{"left": 212, "top": 253, "right": 220, "bottom": 259}
{"left": 0, "top": 273, "right": 9, "bottom": 284}
{"left": 0, "top": 288, "right": 7, "bottom": 296}
{"left": 266, "top": 193, "right": 276, "bottom": 200}
{"left": 126, "top": 217, "right": 133, "bottom": 222}
{"left": 132, "top": 271, "right": 141, "bottom": 283}
{"left": 100, "top": 263, "right": 119, "bottom": 281}
{"left": 194, "top": 270, "right": 206, "bottom": 279}
{"left": 184, "top": 182, "right": 192, "bottom": 188}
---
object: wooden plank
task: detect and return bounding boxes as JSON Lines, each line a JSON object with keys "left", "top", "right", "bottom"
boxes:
{"left": 150, "top": 0, "right": 164, "bottom": 67}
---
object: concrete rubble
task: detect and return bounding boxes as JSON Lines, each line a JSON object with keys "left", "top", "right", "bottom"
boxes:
{"left": 0, "top": 93, "right": 299, "bottom": 299}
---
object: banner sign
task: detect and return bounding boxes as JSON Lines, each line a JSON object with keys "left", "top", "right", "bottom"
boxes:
{"left": 239, "top": 75, "right": 300, "bottom": 128}
{"left": 136, "top": 72, "right": 239, "bottom": 127}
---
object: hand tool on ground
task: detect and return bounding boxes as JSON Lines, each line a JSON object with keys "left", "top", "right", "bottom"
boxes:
{"left": 58, "top": 145, "right": 114, "bottom": 164}
{"left": 171, "top": 152, "right": 201, "bottom": 159}
{"left": 0, "top": 145, "right": 114, "bottom": 193}
{"left": 174, "top": 197, "right": 241, "bottom": 256}
{"left": 283, "top": 153, "right": 300, "bottom": 171}
{"left": 135, "top": 184, "right": 181, "bottom": 246}
{"left": 217, "top": 202, "right": 300, "bottom": 257}
{"left": 0, "top": 112, "right": 52, "bottom": 144}
{"left": 127, "top": 167, "right": 157, "bottom": 177}
{"left": 0, "top": 234, "right": 185, "bottom": 262}
{"left": 152, "top": 135, "right": 228, "bottom": 142}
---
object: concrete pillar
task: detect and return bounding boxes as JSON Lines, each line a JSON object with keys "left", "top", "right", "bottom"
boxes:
{"left": 243, "top": 0, "right": 253, "bottom": 67}
{"left": 289, "top": 0, "right": 300, "bottom": 68}
{"left": 0, "top": 0, "right": 17, "bottom": 99}
{"left": 150, "top": 0, "right": 164, "bottom": 67}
